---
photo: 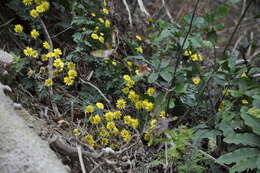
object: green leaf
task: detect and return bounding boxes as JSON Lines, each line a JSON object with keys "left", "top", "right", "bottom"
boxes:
{"left": 216, "top": 148, "right": 259, "bottom": 164}
{"left": 224, "top": 133, "right": 260, "bottom": 147}
{"left": 257, "top": 154, "right": 260, "bottom": 170}
{"left": 175, "top": 82, "right": 188, "bottom": 93}
{"left": 160, "top": 71, "right": 172, "bottom": 82}
{"left": 148, "top": 73, "right": 159, "bottom": 83}
{"left": 230, "top": 156, "right": 258, "bottom": 173}
{"left": 241, "top": 109, "right": 260, "bottom": 135}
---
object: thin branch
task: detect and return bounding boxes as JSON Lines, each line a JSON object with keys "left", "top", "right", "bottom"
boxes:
{"left": 122, "top": 0, "right": 133, "bottom": 28}
{"left": 77, "top": 145, "right": 87, "bottom": 173}
{"left": 222, "top": 0, "right": 254, "bottom": 56}
{"left": 40, "top": 18, "right": 61, "bottom": 117}
{"left": 80, "top": 78, "right": 111, "bottom": 105}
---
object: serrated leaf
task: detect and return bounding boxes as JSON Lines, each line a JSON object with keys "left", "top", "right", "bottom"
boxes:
{"left": 241, "top": 110, "right": 260, "bottom": 135}
{"left": 216, "top": 148, "right": 259, "bottom": 164}
{"left": 224, "top": 133, "right": 260, "bottom": 147}
{"left": 148, "top": 73, "right": 158, "bottom": 83}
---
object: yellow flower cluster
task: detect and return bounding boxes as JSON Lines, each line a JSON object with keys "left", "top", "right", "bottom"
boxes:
{"left": 91, "top": 32, "right": 105, "bottom": 44}
{"left": 43, "top": 41, "right": 50, "bottom": 49}
{"left": 184, "top": 50, "right": 203, "bottom": 61}
{"left": 123, "top": 75, "right": 135, "bottom": 88}
{"left": 123, "top": 115, "right": 139, "bottom": 128}
{"left": 63, "top": 61, "right": 77, "bottom": 86}
{"left": 28, "top": 1, "right": 50, "bottom": 18}
{"left": 23, "top": 47, "right": 38, "bottom": 58}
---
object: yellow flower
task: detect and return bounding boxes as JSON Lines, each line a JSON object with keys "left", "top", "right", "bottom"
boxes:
{"left": 41, "top": 1, "right": 50, "bottom": 11}
{"left": 135, "top": 70, "right": 140, "bottom": 75}
{"left": 64, "top": 76, "right": 74, "bottom": 86}
{"left": 23, "top": 47, "right": 34, "bottom": 56}
{"left": 27, "top": 69, "right": 34, "bottom": 77}
{"left": 73, "top": 129, "right": 81, "bottom": 136}
{"left": 91, "top": 33, "right": 99, "bottom": 40}
{"left": 68, "top": 69, "right": 77, "bottom": 79}
{"left": 104, "top": 111, "right": 114, "bottom": 121}
{"left": 126, "top": 79, "right": 135, "bottom": 88}
{"left": 43, "top": 41, "right": 50, "bottom": 49}
{"left": 89, "top": 114, "right": 102, "bottom": 124}
{"left": 122, "top": 87, "right": 129, "bottom": 94}
{"left": 111, "top": 61, "right": 117, "bottom": 66}
{"left": 30, "top": 9, "right": 39, "bottom": 18}
{"left": 99, "top": 36, "right": 105, "bottom": 43}
{"left": 142, "top": 100, "right": 153, "bottom": 112}
{"left": 192, "top": 77, "right": 201, "bottom": 85}
{"left": 94, "top": 26, "right": 99, "bottom": 32}
{"left": 128, "top": 90, "right": 140, "bottom": 102}
{"left": 31, "top": 29, "right": 40, "bottom": 39}
{"left": 113, "top": 111, "right": 122, "bottom": 119}
{"left": 91, "top": 13, "right": 96, "bottom": 17}
{"left": 241, "top": 99, "right": 249, "bottom": 104}
{"left": 136, "top": 46, "right": 143, "bottom": 53}
{"left": 121, "top": 129, "right": 131, "bottom": 142}
{"left": 116, "top": 98, "right": 126, "bottom": 109}
{"left": 135, "top": 101, "right": 143, "bottom": 110}
{"left": 96, "top": 102, "right": 104, "bottom": 109}
{"left": 99, "top": 128, "right": 109, "bottom": 137}
{"left": 32, "top": 50, "right": 39, "bottom": 58}
{"left": 41, "top": 54, "right": 48, "bottom": 61}
{"left": 147, "top": 87, "right": 155, "bottom": 96}
{"left": 241, "top": 72, "right": 248, "bottom": 78}
{"left": 123, "top": 75, "right": 131, "bottom": 81}
{"left": 160, "top": 111, "right": 167, "bottom": 118}
{"left": 23, "top": 0, "right": 33, "bottom": 6}
{"left": 150, "top": 119, "right": 157, "bottom": 129}
{"left": 44, "top": 78, "right": 53, "bottom": 87}
{"left": 53, "top": 58, "right": 64, "bottom": 69}
{"left": 129, "top": 119, "right": 139, "bottom": 128}
{"left": 184, "top": 50, "right": 192, "bottom": 56}
{"left": 105, "top": 19, "right": 110, "bottom": 28}
{"left": 103, "top": 8, "right": 109, "bottom": 14}
{"left": 106, "top": 121, "right": 116, "bottom": 130}
{"left": 36, "top": 5, "right": 45, "bottom": 13}
{"left": 67, "top": 62, "right": 76, "bottom": 70}
{"left": 46, "top": 52, "right": 55, "bottom": 58}
{"left": 84, "top": 105, "right": 95, "bottom": 113}
{"left": 101, "top": 138, "right": 109, "bottom": 146}
{"left": 84, "top": 135, "right": 96, "bottom": 146}
{"left": 191, "top": 54, "right": 202, "bottom": 61}
{"left": 14, "top": 24, "right": 23, "bottom": 33}
{"left": 136, "top": 35, "right": 142, "bottom": 41}
{"left": 53, "top": 48, "right": 62, "bottom": 57}
{"left": 98, "top": 18, "right": 105, "bottom": 23}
